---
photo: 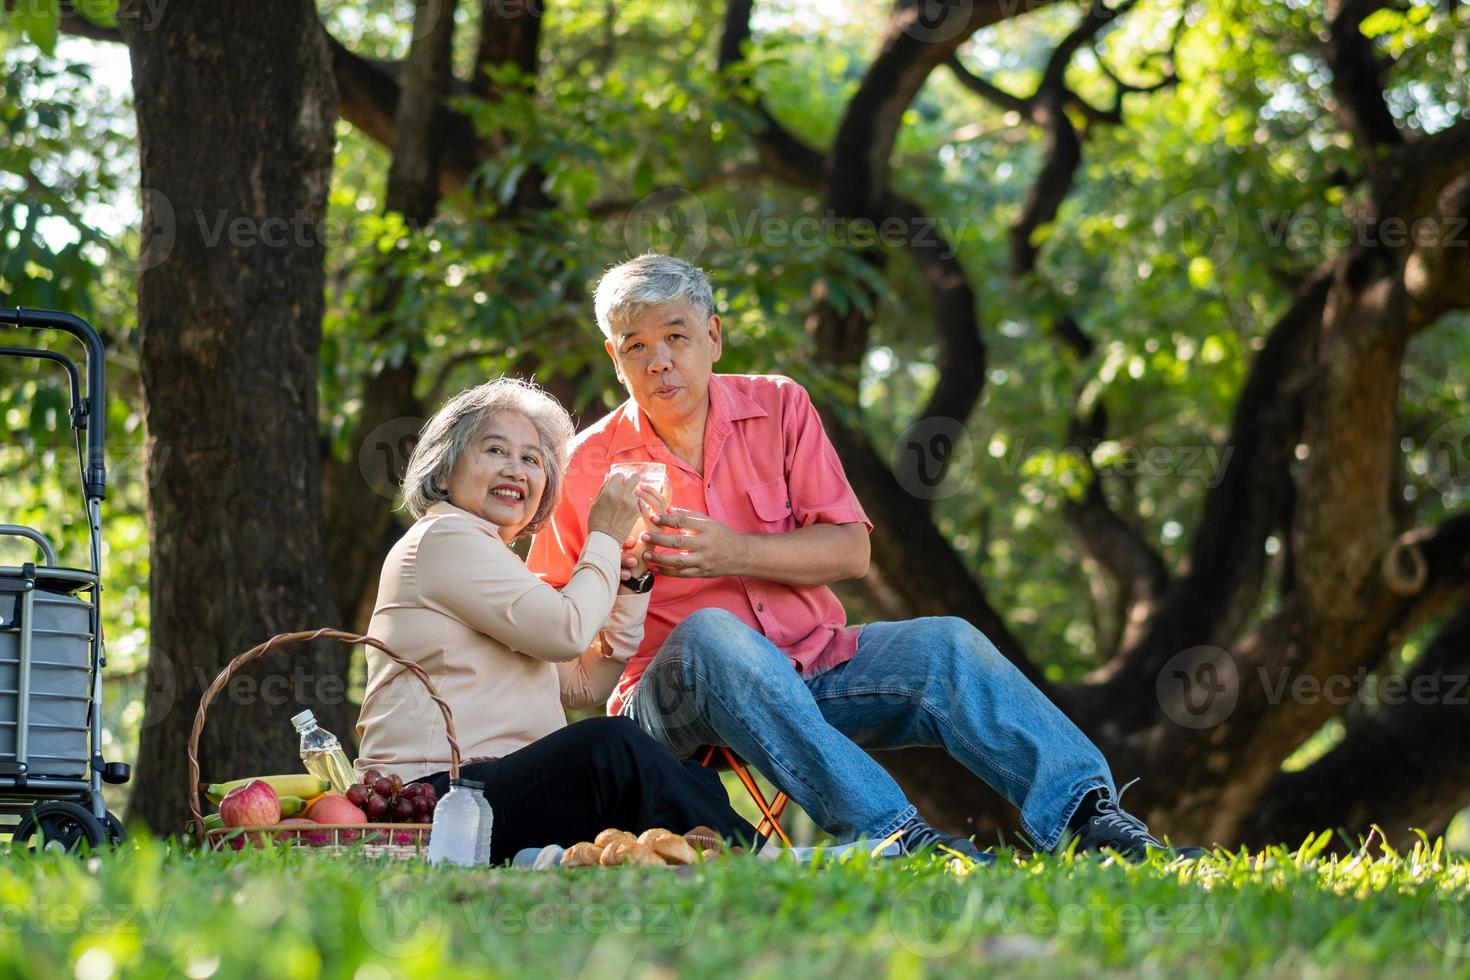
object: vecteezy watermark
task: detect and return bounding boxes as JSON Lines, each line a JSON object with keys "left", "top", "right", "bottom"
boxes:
{"left": 92, "top": 199, "right": 437, "bottom": 273}
{"left": 623, "top": 188, "right": 710, "bottom": 262}
{"left": 1423, "top": 417, "right": 1470, "bottom": 500}
{"left": 360, "top": 872, "right": 704, "bottom": 959}
{"left": 888, "top": 880, "right": 1235, "bottom": 957}
{"left": 118, "top": 648, "right": 354, "bottom": 727}
{"left": 995, "top": 439, "right": 1236, "bottom": 489}
{"left": 1422, "top": 890, "right": 1470, "bottom": 958}
{"left": 620, "top": 188, "right": 977, "bottom": 263}
{"left": 893, "top": 0, "right": 977, "bottom": 43}
{"left": 358, "top": 416, "right": 426, "bottom": 501}
{"left": 28, "top": 0, "right": 170, "bottom": 33}
{"left": 1156, "top": 646, "right": 1469, "bottom": 729}
{"left": 88, "top": 187, "right": 176, "bottom": 274}
{"left": 890, "top": 416, "right": 975, "bottom": 501}
{"left": 1259, "top": 211, "right": 1470, "bottom": 252}
{"left": 0, "top": 900, "right": 173, "bottom": 945}
{"left": 1257, "top": 667, "right": 1468, "bottom": 709}
{"left": 1153, "top": 187, "right": 1469, "bottom": 266}
{"left": 1156, "top": 646, "right": 1241, "bottom": 730}
{"left": 1154, "top": 188, "right": 1240, "bottom": 264}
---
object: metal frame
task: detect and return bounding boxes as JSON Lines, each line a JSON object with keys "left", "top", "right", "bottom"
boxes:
{"left": 0, "top": 307, "right": 126, "bottom": 829}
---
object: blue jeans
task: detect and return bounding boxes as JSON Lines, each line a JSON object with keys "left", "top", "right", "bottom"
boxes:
{"left": 623, "top": 609, "right": 1116, "bottom": 849}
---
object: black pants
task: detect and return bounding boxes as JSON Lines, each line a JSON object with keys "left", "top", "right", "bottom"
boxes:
{"left": 416, "top": 716, "right": 756, "bottom": 864}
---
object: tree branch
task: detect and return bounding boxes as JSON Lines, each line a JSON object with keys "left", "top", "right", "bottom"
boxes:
{"left": 327, "top": 31, "right": 480, "bottom": 199}
{"left": 1324, "top": 0, "right": 1404, "bottom": 174}
{"left": 1240, "top": 600, "right": 1470, "bottom": 849}
{"left": 1063, "top": 405, "right": 1169, "bottom": 659}
{"left": 1101, "top": 266, "right": 1334, "bottom": 698}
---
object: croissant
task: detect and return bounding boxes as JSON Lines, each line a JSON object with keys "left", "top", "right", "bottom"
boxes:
{"left": 561, "top": 842, "right": 603, "bottom": 867}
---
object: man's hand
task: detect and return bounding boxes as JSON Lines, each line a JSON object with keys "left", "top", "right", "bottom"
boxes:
{"left": 639, "top": 508, "right": 752, "bottom": 579}
{"left": 618, "top": 487, "right": 664, "bottom": 582}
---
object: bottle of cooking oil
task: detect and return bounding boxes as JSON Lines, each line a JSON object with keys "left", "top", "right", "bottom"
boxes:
{"left": 290, "top": 709, "right": 354, "bottom": 793}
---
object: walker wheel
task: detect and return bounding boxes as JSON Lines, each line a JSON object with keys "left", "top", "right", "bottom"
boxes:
{"left": 12, "top": 802, "right": 107, "bottom": 854}
{"left": 102, "top": 811, "right": 127, "bottom": 844}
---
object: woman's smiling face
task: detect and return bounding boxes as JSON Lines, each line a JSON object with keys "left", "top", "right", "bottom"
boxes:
{"left": 443, "top": 411, "right": 548, "bottom": 542}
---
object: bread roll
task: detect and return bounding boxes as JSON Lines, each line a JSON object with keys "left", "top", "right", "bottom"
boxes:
{"left": 620, "top": 841, "right": 665, "bottom": 866}
{"left": 594, "top": 828, "right": 635, "bottom": 847}
{"left": 649, "top": 834, "right": 700, "bottom": 865}
{"left": 599, "top": 840, "right": 632, "bottom": 866}
{"left": 561, "top": 842, "right": 603, "bottom": 867}
{"left": 637, "top": 828, "right": 677, "bottom": 846}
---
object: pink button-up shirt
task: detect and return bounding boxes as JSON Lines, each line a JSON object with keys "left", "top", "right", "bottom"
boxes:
{"left": 527, "top": 374, "right": 872, "bottom": 716}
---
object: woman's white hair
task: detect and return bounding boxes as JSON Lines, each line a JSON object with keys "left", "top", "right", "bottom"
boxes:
{"left": 594, "top": 253, "right": 715, "bottom": 338}
{"left": 401, "top": 377, "right": 575, "bottom": 535}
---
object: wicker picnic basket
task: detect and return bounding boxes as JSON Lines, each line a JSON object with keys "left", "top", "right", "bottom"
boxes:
{"left": 187, "top": 628, "right": 461, "bottom": 859}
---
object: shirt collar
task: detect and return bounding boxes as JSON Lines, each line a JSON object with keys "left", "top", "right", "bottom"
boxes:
{"left": 606, "top": 375, "right": 767, "bottom": 459}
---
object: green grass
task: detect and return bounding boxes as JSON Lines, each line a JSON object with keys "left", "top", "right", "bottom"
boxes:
{"left": 2, "top": 834, "right": 1469, "bottom": 978}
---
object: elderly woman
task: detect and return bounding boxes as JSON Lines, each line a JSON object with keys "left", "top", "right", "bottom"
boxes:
{"left": 354, "top": 378, "right": 754, "bottom": 863}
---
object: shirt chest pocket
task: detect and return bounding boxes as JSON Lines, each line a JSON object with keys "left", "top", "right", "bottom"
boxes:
{"left": 746, "top": 476, "right": 795, "bottom": 531}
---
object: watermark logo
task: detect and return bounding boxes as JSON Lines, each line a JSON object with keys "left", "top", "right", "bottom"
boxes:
{"left": 1154, "top": 188, "right": 1239, "bottom": 264}
{"left": 895, "top": 0, "right": 976, "bottom": 43}
{"left": 1424, "top": 417, "right": 1470, "bottom": 500}
{"left": 90, "top": 187, "right": 175, "bottom": 274}
{"left": 890, "top": 416, "right": 974, "bottom": 501}
{"left": 1422, "top": 891, "right": 1470, "bottom": 958}
{"left": 360, "top": 873, "right": 445, "bottom": 959}
{"left": 1156, "top": 646, "right": 1239, "bottom": 729}
{"left": 358, "top": 416, "right": 425, "bottom": 501}
{"left": 624, "top": 188, "right": 709, "bottom": 262}
{"left": 889, "top": 879, "right": 978, "bottom": 957}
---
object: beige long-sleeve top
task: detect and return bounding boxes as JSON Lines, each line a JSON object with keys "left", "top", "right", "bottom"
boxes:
{"left": 354, "top": 501, "right": 649, "bottom": 782}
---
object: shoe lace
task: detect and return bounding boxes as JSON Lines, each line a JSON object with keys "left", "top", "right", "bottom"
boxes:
{"left": 1092, "top": 778, "right": 1162, "bottom": 846}
{"left": 899, "top": 819, "right": 943, "bottom": 852}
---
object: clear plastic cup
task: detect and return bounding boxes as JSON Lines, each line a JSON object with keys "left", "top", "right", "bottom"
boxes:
{"left": 609, "top": 461, "right": 671, "bottom": 544}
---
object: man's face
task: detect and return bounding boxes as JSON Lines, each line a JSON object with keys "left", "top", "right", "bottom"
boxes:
{"left": 603, "top": 299, "right": 722, "bottom": 429}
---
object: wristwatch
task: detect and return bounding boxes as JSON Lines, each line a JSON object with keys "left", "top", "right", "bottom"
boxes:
{"left": 625, "top": 570, "right": 656, "bottom": 594}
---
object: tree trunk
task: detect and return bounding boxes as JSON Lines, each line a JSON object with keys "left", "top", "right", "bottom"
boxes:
{"left": 120, "top": 0, "right": 348, "bottom": 834}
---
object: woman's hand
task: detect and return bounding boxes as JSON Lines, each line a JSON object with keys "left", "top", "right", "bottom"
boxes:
{"left": 587, "top": 472, "right": 643, "bottom": 544}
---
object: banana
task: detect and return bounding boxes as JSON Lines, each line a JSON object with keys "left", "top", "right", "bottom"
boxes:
{"left": 203, "top": 774, "right": 329, "bottom": 805}
{"left": 278, "top": 796, "right": 306, "bottom": 818}
{"left": 203, "top": 813, "right": 224, "bottom": 831}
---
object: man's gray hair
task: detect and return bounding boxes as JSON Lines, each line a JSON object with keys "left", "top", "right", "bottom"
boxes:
{"left": 401, "top": 377, "right": 576, "bottom": 534}
{"left": 594, "top": 253, "right": 715, "bottom": 339}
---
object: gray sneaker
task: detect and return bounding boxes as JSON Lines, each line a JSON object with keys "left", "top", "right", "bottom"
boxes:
{"left": 896, "top": 817, "right": 995, "bottom": 865}
{"left": 1065, "top": 780, "right": 1206, "bottom": 861}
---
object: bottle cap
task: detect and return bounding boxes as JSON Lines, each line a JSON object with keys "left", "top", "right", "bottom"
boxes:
{"left": 290, "top": 709, "right": 316, "bottom": 729}
{"left": 448, "top": 777, "right": 485, "bottom": 791}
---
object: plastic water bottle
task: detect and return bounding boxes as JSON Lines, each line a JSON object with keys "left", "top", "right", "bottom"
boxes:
{"left": 471, "top": 791, "right": 494, "bottom": 865}
{"left": 427, "top": 778, "right": 482, "bottom": 866}
{"left": 291, "top": 709, "right": 354, "bottom": 794}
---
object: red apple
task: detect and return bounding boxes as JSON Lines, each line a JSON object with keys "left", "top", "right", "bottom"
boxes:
{"left": 304, "top": 792, "right": 368, "bottom": 825}
{"left": 219, "top": 779, "right": 281, "bottom": 828}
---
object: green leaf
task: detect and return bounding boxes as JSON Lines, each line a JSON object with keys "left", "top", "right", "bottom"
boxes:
{"left": 13, "top": 0, "right": 61, "bottom": 54}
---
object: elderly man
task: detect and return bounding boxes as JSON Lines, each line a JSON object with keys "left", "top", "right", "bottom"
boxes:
{"left": 528, "top": 253, "right": 1192, "bottom": 861}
